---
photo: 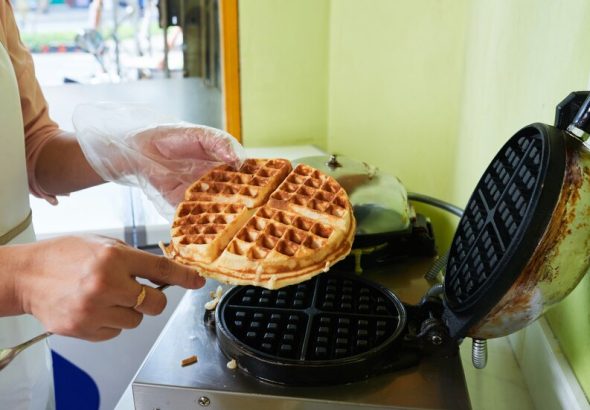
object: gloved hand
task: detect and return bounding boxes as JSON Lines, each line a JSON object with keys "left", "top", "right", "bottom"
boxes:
{"left": 73, "top": 102, "right": 245, "bottom": 219}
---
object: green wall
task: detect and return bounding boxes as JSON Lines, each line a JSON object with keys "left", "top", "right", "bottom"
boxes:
{"left": 326, "top": 0, "right": 469, "bottom": 250}
{"left": 238, "top": 0, "right": 330, "bottom": 148}
{"left": 454, "top": 0, "right": 590, "bottom": 395}
{"left": 238, "top": 0, "right": 590, "bottom": 396}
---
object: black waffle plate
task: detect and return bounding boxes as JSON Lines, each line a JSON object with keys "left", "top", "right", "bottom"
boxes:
{"left": 215, "top": 272, "right": 413, "bottom": 385}
{"left": 443, "top": 124, "right": 566, "bottom": 338}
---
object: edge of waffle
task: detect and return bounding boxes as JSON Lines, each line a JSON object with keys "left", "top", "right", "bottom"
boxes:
{"left": 163, "top": 159, "right": 355, "bottom": 289}
{"left": 167, "top": 205, "right": 356, "bottom": 289}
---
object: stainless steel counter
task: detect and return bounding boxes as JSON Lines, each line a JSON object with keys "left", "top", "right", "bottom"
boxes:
{"left": 132, "top": 258, "right": 471, "bottom": 410}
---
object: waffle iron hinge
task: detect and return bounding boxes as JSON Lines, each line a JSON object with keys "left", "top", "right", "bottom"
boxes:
{"left": 402, "top": 300, "right": 458, "bottom": 357}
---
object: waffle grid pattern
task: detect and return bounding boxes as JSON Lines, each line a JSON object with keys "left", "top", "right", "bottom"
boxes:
{"left": 446, "top": 134, "right": 545, "bottom": 309}
{"left": 173, "top": 202, "right": 246, "bottom": 246}
{"left": 220, "top": 274, "right": 401, "bottom": 362}
{"left": 186, "top": 159, "right": 289, "bottom": 205}
{"left": 270, "top": 164, "right": 349, "bottom": 218}
{"left": 225, "top": 206, "right": 334, "bottom": 260}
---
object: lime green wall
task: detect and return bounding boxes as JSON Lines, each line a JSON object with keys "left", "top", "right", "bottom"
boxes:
{"left": 238, "top": 0, "right": 330, "bottom": 148}
{"left": 326, "top": 0, "right": 469, "bottom": 250}
{"left": 327, "top": 0, "right": 469, "bottom": 198}
{"left": 454, "top": 0, "right": 590, "bottom": 395}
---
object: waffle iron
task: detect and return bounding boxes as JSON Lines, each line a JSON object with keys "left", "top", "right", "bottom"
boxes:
{"left": 215, "top": 272, "right": 434, "bottom": 385}
{"left": 210, "top": 90, "right": 590, "bottom": 384}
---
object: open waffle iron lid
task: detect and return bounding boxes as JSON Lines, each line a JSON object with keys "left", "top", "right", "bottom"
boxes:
{"left": 441, "top": 122, "right": 565, "bottom": 338}
{"left": 443, "top": 91, "right": 590, "bottom": 340}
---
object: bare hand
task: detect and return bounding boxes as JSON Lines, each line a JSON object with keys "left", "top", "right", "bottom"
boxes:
{"left": 14, "top": 235, "right": 204, "bottom": 341}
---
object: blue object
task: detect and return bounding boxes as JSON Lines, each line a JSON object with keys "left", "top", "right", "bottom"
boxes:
{"left": 51, "top": 350, "right": 100, "bottom": 410}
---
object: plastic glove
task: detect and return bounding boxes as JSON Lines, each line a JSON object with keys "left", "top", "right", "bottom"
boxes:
{"left": 73, "top": 102, "right": 245, "bottom": 219}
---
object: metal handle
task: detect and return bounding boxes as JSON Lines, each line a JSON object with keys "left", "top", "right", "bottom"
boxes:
{"left": 555, "top": 91, "right": 589, "bottom": 130}
{"left": 568, "top": 91, "right": 590, "bottom": 135}
{"left": 14, "top": 332, "right": 52, "bottom": 355}
{"left": 561, "top": 92, "right": 590, "bottom": 141}
{"left": 0, "top": 284, "right": 172, "bottom": 372}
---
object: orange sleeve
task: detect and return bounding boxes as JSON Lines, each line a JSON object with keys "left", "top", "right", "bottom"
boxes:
{"left": 0, "top": 0, "right": 60, "bottom": 204}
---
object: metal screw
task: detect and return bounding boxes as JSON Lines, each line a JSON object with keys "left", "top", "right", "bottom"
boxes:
{"left": 198, "top": 396, "right": 211, "bottom": 407}
{"left": 472, "top": 338, "right": 488, "bottom": 369}
{"left": 326, "top": 154, "right": 342, "bottom": 169}
{"left": 430, "top": 334, "right": 443, "bottom": 345}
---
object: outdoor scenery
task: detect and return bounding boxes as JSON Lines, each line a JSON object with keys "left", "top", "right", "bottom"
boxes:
{"left": 13, "top": 0, "right": 182, "bottom": 86}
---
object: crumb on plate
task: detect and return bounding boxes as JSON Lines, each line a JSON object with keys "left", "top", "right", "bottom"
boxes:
{"left": 181, "top": 355, "right": 198, "bottom": 367}
{"left": 204, "top": 298, "right": 219, "bottom": 310}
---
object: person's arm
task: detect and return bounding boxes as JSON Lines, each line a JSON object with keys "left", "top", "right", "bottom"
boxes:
{"left": 2, "top": 0, "right": 106, "bottom": 202}
{"left": 35, "top": 131, "right": 105, "bottom": 195}
{"left": 5, "top": 3, "right": 243, "bottom": 207}
{"left": 0, "top": 1, "right": 207, "bottom": 343}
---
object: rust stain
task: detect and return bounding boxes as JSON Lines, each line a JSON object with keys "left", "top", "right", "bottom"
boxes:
{"left": 469, "top": 137, "right": 583, "bottom": 338}
{"left": 535, "top": 141, "right": 581, "bottom": 284}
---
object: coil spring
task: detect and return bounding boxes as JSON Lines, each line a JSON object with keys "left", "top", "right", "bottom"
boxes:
{"left": 472, "top": 338, "right": 488, "bottom": 369}
{"left": 424, "top": 251, "right": 449, "bottom": 283}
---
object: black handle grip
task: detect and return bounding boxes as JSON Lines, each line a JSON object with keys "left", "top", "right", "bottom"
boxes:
{"left": 555, "top": 91, "right": 590, "bottom": 130}
{"left": 572, "top": 93, "right": 590, "bottom": 134}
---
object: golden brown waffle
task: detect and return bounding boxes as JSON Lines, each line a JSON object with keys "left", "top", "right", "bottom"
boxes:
{"left": 170, "top": 202, "right": 254, "bottom": 264}
{"left": 268, "top": 164, "right": 352, "bottom": 231}
{"left": 184, "top": 158, "right": 291, "bottom": 208}
{"left": 163, "top": 159, "right": 355, "bottom": 289}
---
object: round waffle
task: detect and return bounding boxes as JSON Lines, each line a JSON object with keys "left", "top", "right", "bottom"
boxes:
{"left": 162, "top": 158, "right": 356, "bottom": 289}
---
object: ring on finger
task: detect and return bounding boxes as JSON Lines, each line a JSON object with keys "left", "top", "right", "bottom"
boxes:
{"left": 134, "top": 285, "right": 147, "bottom": 309}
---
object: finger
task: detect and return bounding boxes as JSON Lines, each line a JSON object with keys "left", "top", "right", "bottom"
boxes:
{"left": 163, "top": 183, "right": 186, "bottom": 206}
{"left": 133, "top": 285, "right": 167, "bottom": 316}
{"left": 198, "top": 133, "right": 242, "bottom": 166}
{"left": 103, "top": 306, "right": 144, "bottom": 329}
{"left": 93, "top": 274, "right": 145, "bottom": 309}
{"left": 150, "top": 131, "right": 210, "bottom": 161}
{"left": 123, "top": 248, "right": 205, "bottom": 289}
{"left": 147, "top": 174, "right": 185, "bottom": 206}
{"left": 153, "top": 128, "right": 242, "bottom": 167}
{"left": 151, "top": 129, "right": 222, "bottom": 160}
{"left": 87, "top": 327, "right": 123, "bottom": 342}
